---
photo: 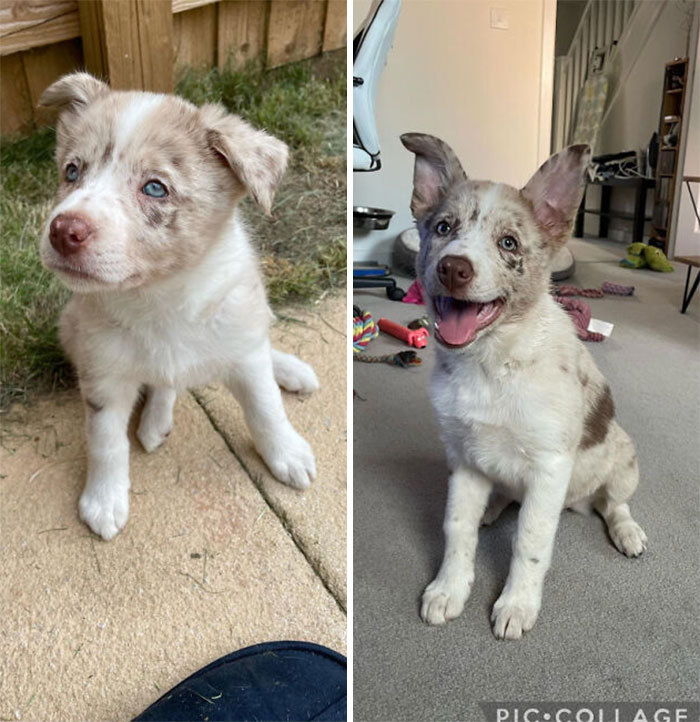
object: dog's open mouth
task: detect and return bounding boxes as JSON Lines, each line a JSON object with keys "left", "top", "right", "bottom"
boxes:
{"left": 432, "top": 296, "right": 504, "bottom": 347}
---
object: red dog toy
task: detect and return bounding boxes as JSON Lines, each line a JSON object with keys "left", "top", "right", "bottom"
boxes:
{"left": 378, "top": 318, "right": 429, "bottom": 348}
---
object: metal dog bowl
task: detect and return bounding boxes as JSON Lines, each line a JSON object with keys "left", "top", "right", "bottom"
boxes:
{"left": 353, "top": 205, "right": 395, "bottom": 230}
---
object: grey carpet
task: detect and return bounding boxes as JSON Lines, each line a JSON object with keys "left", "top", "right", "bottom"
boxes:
{"left": 353, "top": 238, "right": 700, "bottom": 721}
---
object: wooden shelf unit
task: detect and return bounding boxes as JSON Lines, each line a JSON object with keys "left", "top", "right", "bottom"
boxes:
{"left": 650, "top": 58, "right": 689, "bottom": 253}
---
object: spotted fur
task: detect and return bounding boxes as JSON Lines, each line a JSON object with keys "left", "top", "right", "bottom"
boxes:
{"left": 401, "top": 133, "right": 647, "bottom": 640}
{"left": 38, "top": 73, "right": 318, "bottom": 541}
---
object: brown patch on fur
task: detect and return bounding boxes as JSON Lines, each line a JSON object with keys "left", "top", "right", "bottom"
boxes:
{"left": 560, "top": 364, "right": 569, "bottom": 373}
{"left": 85, "top": 398, "right": 103, "bottom": 413}
{"left": 580, "top": 384, "right": 615, "bottom": 449}
{"left": 509, "top": 257, "right": 524, "bottom": 274}
{"left": 469, "top": 204, "right": 479, "bottom": 222}
{"left": 578, "top": 370, "right": 589, "bottom": 386}
{"left": 627, "top": 455, "right": 637, "bottom": 468}
{"left": 100, "top": 142, "right": 114, "bottom": 166}
{"left": 145, "top": 206, "right": 164, "bottom": 226}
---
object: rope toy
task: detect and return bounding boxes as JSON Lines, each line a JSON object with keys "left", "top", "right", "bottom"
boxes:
{"left": 552, "top": 282, "right": 635, "bottom": 298}
{"left": 352, "top": 305, "right": 422, "bottom": 367}
{"left": 353, "top": 305, "right": 379, "bottom": 353}
{"left": 601, "top": 281, "right": 634, "bottom": 296}
{"left": 552, "top": 284, "right": 604, "bottom": 298}
{"left": 354, "top": 350, "right": 422, "bottom": 367}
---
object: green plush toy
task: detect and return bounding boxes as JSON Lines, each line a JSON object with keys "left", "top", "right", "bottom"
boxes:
{"left": 643, "top": 245, "right": 674, "bottom": 272}
{"left": 620, "top": 242, "right": 648, "bottom": 269}
{"left": 619, "top": 243, "right": 674, "bottom": 272}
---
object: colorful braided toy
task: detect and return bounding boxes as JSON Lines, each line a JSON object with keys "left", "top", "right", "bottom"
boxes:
{"left": 353, "top": 306, "right": 379, "bottom": 353}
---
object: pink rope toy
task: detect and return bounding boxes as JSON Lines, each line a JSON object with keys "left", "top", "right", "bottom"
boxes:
{"left": 553, "top": 282, "right": 635, "bottom": 298}
{"left": 553, "top": 297, "right": 605, "bottom": 342}
{"left": 553, "top": 284, "right": 604, "bottom": 298}
{"left": 601, "top": 281, "right": 635, "bottom": 296}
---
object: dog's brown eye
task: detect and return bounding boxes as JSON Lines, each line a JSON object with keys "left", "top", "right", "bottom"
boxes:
{"left": 435, "top": 220, "right": 452, "bottom": 236}
{"left": 499, "top": 235, "right": 518, "bottom": 252}
{"left": 65, "top": 163, "right": 80, "bottom": 182}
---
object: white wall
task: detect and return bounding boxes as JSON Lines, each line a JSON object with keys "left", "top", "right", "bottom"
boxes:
{"left": 598, "top": 1, "right": 691, "bottom": 157}
{"left": 353, "top": 0, "right": 555, "bottom": 264}
{"left": 673, "top": 15, "right": 700, "bottom": 259}
{"left": 584, "top": 0, "right": 691, "bottom": 243}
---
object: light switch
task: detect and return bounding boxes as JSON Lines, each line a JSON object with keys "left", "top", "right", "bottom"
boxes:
{"left": 490, "top": 7, "right": 510, "bottom": 30}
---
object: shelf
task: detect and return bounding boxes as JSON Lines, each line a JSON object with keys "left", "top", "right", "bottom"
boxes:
{"left": 582, "top": 209, "right": 652, "bottom": 221}
{"left": 655, "top": 57, "right": 688, "bottom": 255}
{"left": 587, "top": 177, "right": 655, "bottom": 188}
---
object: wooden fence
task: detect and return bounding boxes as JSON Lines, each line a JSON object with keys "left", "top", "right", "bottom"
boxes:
{"left": 0, "top": 0, "right": 346, "bottom": 135}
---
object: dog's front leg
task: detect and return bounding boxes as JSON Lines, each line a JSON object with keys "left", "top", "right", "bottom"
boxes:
{"left": 225, "top": 343, "right": 316, "bottom": 489}
{"left": 79, "top": 380, "right": 140, "bottom": 540}
{"left": 491, "top": 455, "right": 572, "bottom": 640}
{"left": 421, "top": 465, "right": 492, "bottom": 625}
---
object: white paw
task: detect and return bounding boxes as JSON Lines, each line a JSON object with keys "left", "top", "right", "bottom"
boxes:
{"left": 421, "top": 576, "right": 471, "bottom": 625}
{"left": 274, "top": 355, "right": 320, "bottom": 394}
{"left": 611, "top": 520, "right": 648, "bottom": 557}
{"left": 137, "top": 417, "right": 172, "bottom": 454}
{"left": 79, "top": 484, "right": 130, "bottom": 540}
{"left": 491, "top": 592, "right": 540, "bottom": 640}
{"left": 259, "top": 428, "right": 316, "bottom": 490}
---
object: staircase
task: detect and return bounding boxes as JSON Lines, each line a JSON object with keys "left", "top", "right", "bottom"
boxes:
{"left": 551, "top": 0, "right": 637, "bottom": 153}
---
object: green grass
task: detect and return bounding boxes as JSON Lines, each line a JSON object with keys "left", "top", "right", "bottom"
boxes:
{"left": 0, "top": 54, "right": 346, "bottom": 408}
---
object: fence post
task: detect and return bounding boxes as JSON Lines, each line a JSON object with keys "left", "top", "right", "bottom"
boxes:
{"left": 78, "top": 0, "right": 173, "bottom": 92}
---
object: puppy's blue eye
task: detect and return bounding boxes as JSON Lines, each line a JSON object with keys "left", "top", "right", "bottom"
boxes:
{"left": 65, "top": 163, "right": 79, "bottom": 182}
{"left": 142, "top": 180, "right": 167, "bottom": 198}
{"left": 499, "top": 235, "right": 518, "bottom": 252}
{"left": 436, "top": 220, "right": 452, "bottom": 236}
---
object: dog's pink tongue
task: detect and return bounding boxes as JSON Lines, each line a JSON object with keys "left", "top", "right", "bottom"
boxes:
{"left": 437, "top": 302, "right": 480, "bottom": 346}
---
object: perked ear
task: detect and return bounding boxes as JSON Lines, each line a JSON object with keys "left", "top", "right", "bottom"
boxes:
{"left": 39, "top": 72, "right": 109, "bottom": 110}
{"left": 400, "top": 133, "right": 467, "bottom": 221}
{"left": 521, "top": 144, "right": 591, "bottom": 245}
{"left": 200, "top": 103, "right": 288, "bottom": 215}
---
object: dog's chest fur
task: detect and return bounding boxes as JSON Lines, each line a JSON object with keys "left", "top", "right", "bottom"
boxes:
{"left": 430, "top": 297, "right": 588, "bottom": 488}
{"left": 60, "top": 219, "right": 271, "bottom": 390}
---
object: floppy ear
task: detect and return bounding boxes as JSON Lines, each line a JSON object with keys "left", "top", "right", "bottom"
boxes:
{"left": 39, "top": 72, "right": 109, "bottom": 111}
{"left": 400, "top": 133, "right": 467, "bottom": 221}
{"left": 521, "top": 144, "right": 591, "bottom": 245}
{"left": 200, "top": 103, "right": 288, "bottom": 215}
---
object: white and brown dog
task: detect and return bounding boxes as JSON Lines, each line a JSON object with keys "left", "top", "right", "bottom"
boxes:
{"left": 401, "top": 133, "right": 647, "bottom": 640}
{"left": 39, "top": 73, "right": 318, "bottom": 541}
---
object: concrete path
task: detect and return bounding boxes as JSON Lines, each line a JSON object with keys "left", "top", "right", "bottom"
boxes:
{"left": 0, "top": 295, "right": 346, "bottom": 722}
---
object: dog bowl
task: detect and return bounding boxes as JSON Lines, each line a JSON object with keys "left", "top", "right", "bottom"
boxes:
{"left": 353, "top": 206, "right": 395, "bottom": 230}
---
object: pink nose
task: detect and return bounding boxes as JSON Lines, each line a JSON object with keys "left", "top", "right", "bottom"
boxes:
{"left": 49, "top": 213, "right": 94, "bottom": 256}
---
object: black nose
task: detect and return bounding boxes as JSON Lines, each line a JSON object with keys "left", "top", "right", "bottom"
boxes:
{"left": 49, "top": 213, "right": 94, "bottom": 256}
{"left": 437, "top": 255, "right": 474, "bottom": 293}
